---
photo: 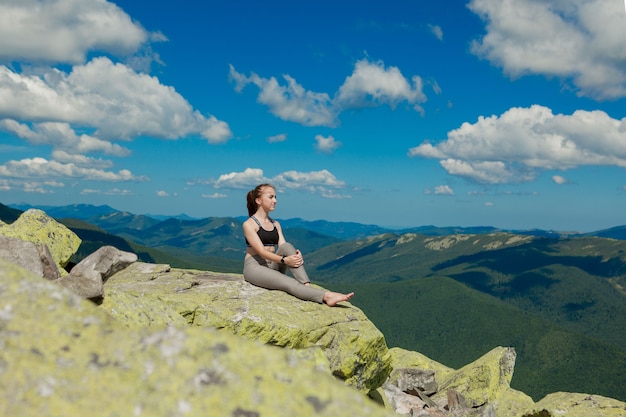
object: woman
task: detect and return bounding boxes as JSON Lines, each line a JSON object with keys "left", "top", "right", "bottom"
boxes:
{"left": 243, "top": 183, "right": 354, "bottom": 306}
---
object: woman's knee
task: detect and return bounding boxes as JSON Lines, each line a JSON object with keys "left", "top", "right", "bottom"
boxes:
{"left": 277, "top": 242, "right": 296, "bottom": 255}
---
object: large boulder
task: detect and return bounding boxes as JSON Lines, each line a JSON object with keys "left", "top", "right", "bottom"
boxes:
{"left": 0, "top": 235, "right": 60, "bottom": 280}
{"left": 0, "top": 258, "right": 397, "bottom": 417}
{"left": 56, "top": 245, "right": 137, "bottom": 299}
{"left": 525, "top": 392, "right": 626, "bottom": 417}
{"left": 102, "top": 262, "right": 392, "bottom": 392}
{"left": 388, "top": 347, "right": 455, "bottom": 385}
{"left": 432, "top": 347, "right": 535, "bottom": 416}
{"left": 0, "top": 208, "right": 80, "bottom": 273}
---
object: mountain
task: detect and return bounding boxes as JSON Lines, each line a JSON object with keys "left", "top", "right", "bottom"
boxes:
{"left": 587, "top": 225, "right": 626, "bottom": 240}
{"left": 8, "top": 202, "right": 626, "bottom": 240}
{"left": 279, "top": 217, "right": 391, "bottom": 239}
{"left": 307, "top": 232, "right": 626, "bottom": 345}
{"left": 143, "top": 213, "right": 199, "bottom": 221}
{"left": 10, "top": 203, "right": 118, "bottom": 219}
{"left": 0, "top": 203, "right": 22, "bottom": 223}
{"left": 307, "top": 232, "right": 626, "bottom": 400}
{"left": 400, "top": 225, "right": 500, "bottom": 235}
{"left": 83, "top": 210, "right": 163, "bottom": 233}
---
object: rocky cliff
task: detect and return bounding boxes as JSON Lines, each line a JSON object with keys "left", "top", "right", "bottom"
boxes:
{"left": 0, "top": 209, "right": 624, "bottom": 417}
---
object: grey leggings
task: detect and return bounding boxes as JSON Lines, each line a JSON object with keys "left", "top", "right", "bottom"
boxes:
{"left": 243, "top": 242, "right": 325, "bottom": 304}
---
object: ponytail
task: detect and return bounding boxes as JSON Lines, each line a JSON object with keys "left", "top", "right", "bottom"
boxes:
{"left": 247, "top": 183, "right": 274, "bottom": 217}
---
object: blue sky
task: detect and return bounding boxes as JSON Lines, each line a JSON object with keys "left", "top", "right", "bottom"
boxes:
{"left": 1, "top": 0, "right": 625, "bottom": 231}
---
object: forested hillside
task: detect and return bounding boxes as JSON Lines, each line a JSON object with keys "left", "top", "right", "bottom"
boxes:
{"left": 307, "top": 233, "right": 626, "bottom": 346}
{"left": 309, "top": 233, "right": 626, "bottom": 401}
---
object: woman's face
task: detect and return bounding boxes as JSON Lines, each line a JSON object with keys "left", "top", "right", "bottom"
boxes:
{"left": 256, "top": 187, "right": 277, "bottom": 212}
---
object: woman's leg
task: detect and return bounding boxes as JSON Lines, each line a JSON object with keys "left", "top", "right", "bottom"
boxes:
{"left": 244, "top": 255, "right": 324, "bottom": 303}
{"left": 274, "top": 242, "right": 311, "bottom": 285}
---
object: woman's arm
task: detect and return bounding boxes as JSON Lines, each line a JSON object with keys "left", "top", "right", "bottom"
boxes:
{"left": 275, "top": 220, "right": 287, "bottom": 246}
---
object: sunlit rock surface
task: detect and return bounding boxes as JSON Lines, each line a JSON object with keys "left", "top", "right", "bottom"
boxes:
{"left": 0, "top": 259, "right": 396, "bottom": 417}
{"left": 0, "top": 209, "right": 80, "bottom": 273}
{"left": 103, "top": 262, "right": 392, "bottom": 392}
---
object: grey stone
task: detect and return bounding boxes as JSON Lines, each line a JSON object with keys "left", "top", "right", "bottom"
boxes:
{"left": 0, "top": 235, "right": 60, "bottom": 280}
{"left": 56, "top": 245, "right": 137, "bottom": 299}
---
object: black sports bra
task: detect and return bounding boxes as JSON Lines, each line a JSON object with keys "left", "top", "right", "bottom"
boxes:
{"left": 245, "top": 216, "right": 279, "bottom": 247}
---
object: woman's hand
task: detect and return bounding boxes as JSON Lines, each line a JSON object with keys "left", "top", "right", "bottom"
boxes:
{"left": 285, "top": 250, "right": 304, "bottom": 268}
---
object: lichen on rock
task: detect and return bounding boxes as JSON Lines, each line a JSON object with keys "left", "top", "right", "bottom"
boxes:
{"left": 103, "top": 262, "right": 392, "bottom": 392}
{"left": 0, "top": 209, "right": 81, "bottom": 272}
{"left": 0, "top": 259, "right": 397, "bottom": 417}
{"left": 525, "top": 392, "right": 626, "bottom": 417}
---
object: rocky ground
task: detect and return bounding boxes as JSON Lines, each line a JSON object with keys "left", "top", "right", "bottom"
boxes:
{"left": 1, "top": 209, "right": 624, "bottom": 417}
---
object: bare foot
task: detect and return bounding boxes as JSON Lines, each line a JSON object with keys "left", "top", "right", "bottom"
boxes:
{"left": 323, "top": 291, "right": 354, "bottom": 307}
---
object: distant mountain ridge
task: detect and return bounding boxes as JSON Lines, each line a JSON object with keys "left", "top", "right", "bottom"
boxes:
{"left": 8, "top": 202, "right": 626, "bottom": 240}
{"left": 588, "top": 224, "right": 626, "bottom": 240}
{"left": 9, "top": 203, "right": 119, "bottom": 219}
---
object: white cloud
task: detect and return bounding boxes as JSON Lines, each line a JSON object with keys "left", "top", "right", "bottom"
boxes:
{"left": 335, "top": 59, "right": 426, "bottom": 113}
{"left": 268, "top": 133, "right": 287, "bottom": 143}
{"left": 202, "top": 193, "right": 227, "bottom": 199}
{"left": 0, "top": 178, "right": 64, "bottom": 193}
{"left": 430, "top": 80, "right": 442, "bottom": 95}
{"left": 210, "top": 167, "right": 347, "bottom": 198}
{"left": 0, "top": 0, "right": 149, "bottom": 65}
{"left": 274, "top": 169, "right": 346, "bottom": 190}
{"left": 80, "top": 188, "right": 133, "bottom": 196}
{"left": 552, "top": 175, "right": 568, "bottom": 184}
{"left": 104, "top": 188, "right": 133, "bottom": 196}
{"left": 315, "top": 135, "right": 341, "bottom": 154}
{"left": 409, "top": 105, "right": 626, "bottom": 184}
{"left": 0, "top": 58, "right": 232, "bottom": 143}
{"left": 213, "top": 168, "right": 269, "bottom": 189}
{"left": 0, "top": 0, "right": 233, "bottom": 178}
{"left": 468, "top": 0, "right": 626, "bottom": 100}
{"left": 229, "top": 65, "right": 336, "bottom": 127}
{"left": 0, "top": 157, "right": 147, "bottom": 181}
{"left": 156, "top": 190, "right": 169, "bottom": 197}
{"left": 229, "top": 58, "right": 427, "bottom": 127}
{"left": 23, "top": 181, "right": 59, "bottom": 194}
{"left": 427, "top": 24, "right": 444, "bottom": 41}
{"left": 0, "top": 120, "right": 131, "bottom": 157}
{"left": 424, "top": 186, "right": 456, "bottom": 196}
{"left": 51, "top": 150, "right": 114, "bottom": 169}
{"left": 434, "top": 185, "right": 454, "bottom": 195}
{"left": 467, "top": 190, "right": 487, "bottom": 196}
{"left": 80, "top": 188, "right": 101, "bottom": 195}
{"left": 319, "top": 189, "right": 352, "bottom": 199}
